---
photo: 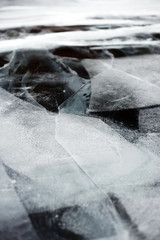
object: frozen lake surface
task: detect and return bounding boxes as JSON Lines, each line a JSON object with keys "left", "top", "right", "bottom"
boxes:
{"left": 0, "top": 1, "right": 160, "bottom": 240}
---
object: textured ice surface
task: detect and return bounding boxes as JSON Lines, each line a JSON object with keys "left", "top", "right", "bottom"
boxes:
{"left": 137, "top": 133, "right": 160, "bottom": 156}
{"left": 0, "top": 0, "right": 160, "bottom": 239}
{"left": 56, "top": 114, "right": 160, "bottom": 239}
{"left": 88, "top": 66, "right": 160, "bottom": 112}
{"left": 56, "top": 114, "right": 160, "bottom": 189}
{"left": 139, "top": 107, "right": 160, "bottom": 133}
{"left": 109, "top": 185, "right": 160, "bottom": 240}
{"left": 82, "top": 59, "right": 112, "bottom": 78}
{"left": 111, "top": 55, "right": 160, "bottom": 87}
{"left": 82, "top": 55, "right": 160, "bottom": 86}
{"left": 0, "top": 88, "right": 128, "bottom": 239}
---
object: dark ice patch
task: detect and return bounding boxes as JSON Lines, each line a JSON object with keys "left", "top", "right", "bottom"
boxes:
{"left": 0, "top": 51, "right": 12, "bottom": 67}
{"left": 62, "top": 59, "right": 90, "bottom": 79}
{"left": 0, "top": 73, "right": 87, "bottom": 112}
{"left": 91, "top": 109, "right": 139, "bottom": 130}
{"left": 0, "top": 56, "right": 9, "bottom": 67}
{"left": 0, "top": 49, "right": 89, "bottom": 112}
{"left": 0, "top": 25, "right": 90, "bottom": 40}
{"left": 52, "top": 46, "right": 111, "bottom": 59}
{"left": 108, "top": 45, "right": 160, "bottom": 57}
{"left": 6, "top": 49, "right": 70, "bottom": 75}
{"left": 109, "top": 193, "right": 146, "bottom": 240}
{"left": 31, "top": 74, "right": 87, "bottom": 112}
{"left": 29, "top": 207, "right": 85, "bottom": 240}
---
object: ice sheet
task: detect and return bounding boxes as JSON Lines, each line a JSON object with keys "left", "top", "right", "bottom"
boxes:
{"left": 0, "top": 88, "right": 127, "bottom": 239}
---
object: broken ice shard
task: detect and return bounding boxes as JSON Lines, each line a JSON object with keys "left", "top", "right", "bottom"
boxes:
{"left": 88, "top": 67, "right": 160, "bottom": 113}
